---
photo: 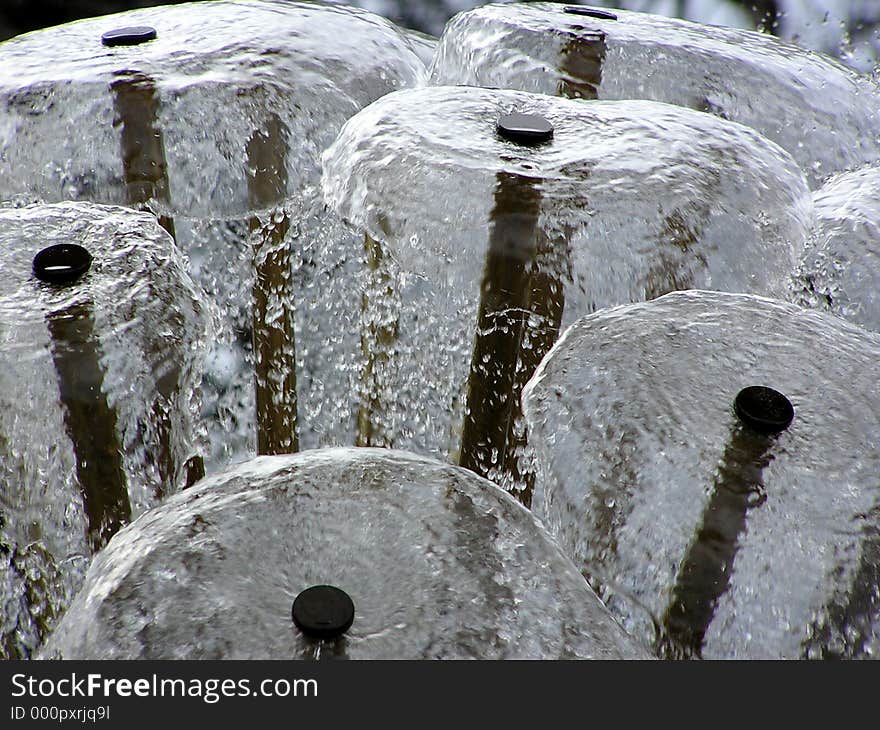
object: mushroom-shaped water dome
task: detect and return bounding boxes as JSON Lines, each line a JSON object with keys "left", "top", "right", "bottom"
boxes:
{"left": 0, "top": 0, "right": 429, "bottom": 470}
{"left": 430, "top": 2, "right": 880, "bottom": 187}
{"left": 0, "top": 201, "right": 208, "bottom": 659}
{"left": 794, "top": 164, "right": 880, "bottom": 334}
{"left": 522, "top": 290, "right": 880, "bottom": 659}
{"left": 38, "top": 448, "right": 651, "bottom": 659}
{"left": 322, "top": 85, "right": 811, "bottom": 502}
{"left": 0, "top": 0, "right": 427, "bottom": 214}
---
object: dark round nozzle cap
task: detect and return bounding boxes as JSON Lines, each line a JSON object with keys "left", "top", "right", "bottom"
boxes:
{"left": 292, "top": 585, "right": 354, "bottom": 640}
{"left": 497, "top": 113, "right": 554, "bottom": 146}
{"left": 101, "top": 26, "right": 157, "bottom": 47}
{"left": 564, "top": 6, "right": 618, "bottom": 20}
{"left": 734, "top": 386, "right": 794, "bottom": 434}
{"left": 33, "top": 244, "right": 92, "bottom": 285}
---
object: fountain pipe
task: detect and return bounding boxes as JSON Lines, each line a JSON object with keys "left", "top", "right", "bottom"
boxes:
{"left": 247, "top": 112, "right": 299, "bottom": 455}
{"left": 110, "top": 71, "right": 176, "bottom": 238}
{"left": 557, "top": 21, "right": 606, "bottom": 100}
{"left": 46, "top": 302, "right": 131, "bottom": 551}
{"left": 33, "top": 244, "right": 131, "bottom": 552}
{"left": 110, "top": 70, "right": 204, "bottom": 489}
{"left": 356, "top": 231, "right": 399, "bottom": 448}
{"left": 658, "top": 386, "right": 793, "bottom": 658}
{"left": 459, "top": 160, "right": 565, "bottom": 508}
{"left": 35, "top": 245, "right": 132, "bottom": 552}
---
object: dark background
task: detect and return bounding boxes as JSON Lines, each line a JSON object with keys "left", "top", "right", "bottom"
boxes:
{"left": 0, "top": 1, "right": 184, "bottom": 40}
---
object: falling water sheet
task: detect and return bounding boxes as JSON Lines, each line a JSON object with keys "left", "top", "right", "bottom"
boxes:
{"left": 0, "top": 0, "right": 430, "bottom": 470}
{"left": 0, "top": 201, "right": 208, "bottom": 659}
{"left": 522, "top": 290, "right": 880, "bottom": 659}
{"left": 794, "top": 163, "right": 880, "bottom": 334}
{"left": 430, "top": 2, "right": 880, "bottom": 188}
{"left": 322, "top": 84, "right": 812, "bottom": 496}
{"left": 40, "top": 448, "right": 652, "bottom": 660}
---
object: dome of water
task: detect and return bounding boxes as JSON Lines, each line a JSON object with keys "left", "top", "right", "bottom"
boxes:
{"left": 522, "top": 290, "right": 880, "bottom": 659}
{"left": 1, "top": 1, "right": 876, "bottom": 664}
{"left": 794, "top": 164, "right": 880, "bottom": 333}
{"left": 0, "top": 0, "right": 429, "bottom": 471}
{"left": 0, "top": 200, "right": 207, "bottom": 659}
{"left": 39, "top": 447, "right": 651, "bottom": 659}
{"left": 322, "top": 84, "right": 812, "bottom": 501}
{"left": 0, "top": 0, "right": 427, "bottom": 213}
{"left": 430, "top": 2, "right": 880, "bottom": 188}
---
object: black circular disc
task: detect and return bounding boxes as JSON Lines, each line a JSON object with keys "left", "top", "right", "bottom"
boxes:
{"left": 734, "top": 386, "right": 794, "bottom": 434}
{"left": 32, "top": 244, "right": 93, "bottom": 285}
{"left": 564, "top": 6, "right": 618, "bottom": 20}
{"left": 292, "top": 585, "right": 354, "bottom": 640}
{"left": 101, "top": 26, "right": 158, "bottom": 47}
{"left": 497, "top": 113, "right": 554, "bottom": 146}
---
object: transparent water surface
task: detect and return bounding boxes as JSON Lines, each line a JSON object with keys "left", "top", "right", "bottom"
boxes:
{"left": 523, "top": 290, "right": 880, "bottom": 658}
{"left": 41, "top": 448, "right": 651, "bottom": 659}
{"left": 0, "top": 201, "right": 207, "bottom": 658}
{"left": 431, "top": 2, "right": 880, "bottom": 187}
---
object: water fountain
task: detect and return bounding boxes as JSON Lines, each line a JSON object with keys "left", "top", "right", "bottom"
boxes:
{"left": 323, "top": 84, "right": 811, "bottom": 502}
{"left": 0, "top": 201, "right": 206, "bottom": 659}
